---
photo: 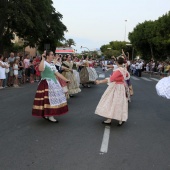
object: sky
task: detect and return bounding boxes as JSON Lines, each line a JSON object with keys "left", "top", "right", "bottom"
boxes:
{"left": 53, "top": 0, "right": 170, "bottom": 52}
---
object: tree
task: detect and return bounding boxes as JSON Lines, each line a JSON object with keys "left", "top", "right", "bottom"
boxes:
{"left": 128, "top": 11, "right": 170, "bottom": 60}
{"left": 100, "top": 41, "right": 129, "bottom": 58}
{"left": 65, "top": 39, "right": 76, "bottom": 47}
{"left": 0, "top": 0, "right": 67, "bottom": 53}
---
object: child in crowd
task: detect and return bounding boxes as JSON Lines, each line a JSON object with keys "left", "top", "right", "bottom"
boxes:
{"left": 13, "top": 59, "right": 19, "bottom": 87}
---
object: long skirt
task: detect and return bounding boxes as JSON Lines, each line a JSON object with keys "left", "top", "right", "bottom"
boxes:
{"left": 80, "top": 67, "right": 90, "bottom": 84}
{"left": 86, "top": 67, "right": 98, "bottom": 81}
{"left": 62, "top": 71, "right": 81, "bottom": 95}
{"left": 73, "top": 70, "right": 80, "bottom": 87}
{"left": 32, "top": 79, "right": 68, "bottom": 117}
{"left": 156, "top": 76, "right": 170, "bottom": 99}
{"left": 95, "top": 82, "right": 128, "bottom": 121}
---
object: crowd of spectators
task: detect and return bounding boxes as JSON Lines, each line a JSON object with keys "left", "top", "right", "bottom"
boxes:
{"left": 0, "top": 52, "right": 41, "bottom": 89}
{"left": 130, "top": 60, "right": 170, "bottom": 77}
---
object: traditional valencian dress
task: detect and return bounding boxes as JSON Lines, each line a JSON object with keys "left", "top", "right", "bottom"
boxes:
{"left": 32, "top": 61, "right": 68, "bottom": 117}
{"left": 55, "top": 62, "right": 69, "bottom": 98}
{"left": 80, "top": 60, "right": 98, "bottom": 85}
{"left": 156, "top": 76, "right": 170, "bottom": 99}
{"left": 95, "top": 67, "right": 130, "bottom": 122}
{"left": 62, "top": 61, "right": 81, "bottom": 95}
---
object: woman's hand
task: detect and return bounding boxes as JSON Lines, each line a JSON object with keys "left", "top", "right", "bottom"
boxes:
{"left": 41, "top": 54, "right": 46, "bottom": 60}
{"left": 69, "top": 69, "right": 73, "bottom": 73}
{"left": 95, "top": 80, "right": 100, "bottom": 85}
{"left": 66, "top": 80, "right": 70, "bottom": 84}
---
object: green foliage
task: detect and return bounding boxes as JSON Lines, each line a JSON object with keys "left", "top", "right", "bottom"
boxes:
{"left": 129, "top": 11, "right": 170, "bottom": 60}
{"left": 0, "top": 0, "right": 67, "bottom": 53}
{"left": 65, "top": 39, "right": 76, "bottom": 47}
{"left": 100, "top": 41, "right": 128, "bottom": 58}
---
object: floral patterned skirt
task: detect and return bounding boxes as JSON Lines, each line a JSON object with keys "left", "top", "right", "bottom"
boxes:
{"left": 95, "top": 82, "right": 128, "bottom": 121}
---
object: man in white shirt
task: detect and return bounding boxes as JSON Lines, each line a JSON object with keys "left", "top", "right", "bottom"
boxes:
{"left": 135, "top": 61, "right": 139, "bottom": 76}
{"left": 8, "top": 52, "right": 15, "bottom": 86}
{"left": 138, "top": 60, "right": 143, "bottom": 77}
{"left": 23, "top": 54, "right": 30, "bottom": 83}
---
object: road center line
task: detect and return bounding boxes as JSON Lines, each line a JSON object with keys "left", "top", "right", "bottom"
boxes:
{"left": 131, "top": 76, "right": 140, "bottom": 80}
{"left": 150, "top": 78, "right": 159, "bottom": 82}
{"left": 141, "top": 77, "right": 152, "bottom": 81}
{"left": 100, "top": 126, "right": 110, "bottom": 154}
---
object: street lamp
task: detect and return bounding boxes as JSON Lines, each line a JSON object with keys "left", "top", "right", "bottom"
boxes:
{"left": 80, "top": 46, "right": 91, "bottom": 56}
{"left": 126, "top": 43, "right": 134, "bottom": 61}
{"left": 124, "top": 20, "right": 127, "bottom": 42}
{"left": 80, "top": 46, "right": 90, "bottom": 52}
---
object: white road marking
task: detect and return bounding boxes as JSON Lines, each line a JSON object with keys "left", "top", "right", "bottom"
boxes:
{"left": 150, "top": 78, "right": 159, "bottom": 82}
{"left": 141, "top": 77, "right": 152, "bottom": 81}
{"left": 131, "top": 76, "right": 140, "bottom": 80}
{"left": 100, "top": 126, "right": 110, "bottom": 153}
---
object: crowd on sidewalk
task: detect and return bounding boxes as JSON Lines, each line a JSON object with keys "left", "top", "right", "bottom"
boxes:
{"left": 0, "top": 51, "right": 99, "bottom": 90}
{"left": 0, "top": 52, "right": 41, "bottom": 89}
{"left": 130, "top": 60, "right": 170, "bottom": 77}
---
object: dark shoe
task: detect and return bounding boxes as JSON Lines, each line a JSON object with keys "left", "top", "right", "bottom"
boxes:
{"left": 42, "top": 116, "right": 48, "bottom": 121}
{"left": 102, "top": 121, "right": 111, "bottom": 125}
{"left": 82, "top": 84, "right": 87, "bottom": 88}
{"left": 117, "top": 121, "right": 125, "bottom": 126}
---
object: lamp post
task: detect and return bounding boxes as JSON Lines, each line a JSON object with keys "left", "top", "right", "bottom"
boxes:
{"left": 81, "top": 46, "right": 91, "bottom": 56}
{"left": 126, "top": 43, "right": 134, "bottom": 61}
{"left": 80, "top": 46, "right": 90, "bottom": 52}
{"left": 124, "top": 20, "right": 127, "bottom": 42}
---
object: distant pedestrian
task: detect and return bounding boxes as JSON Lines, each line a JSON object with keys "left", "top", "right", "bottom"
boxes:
{"left": 0, "top": 54, "right": 6, "bottom": 89}
{"left": 3, "top": 57, "right": 10, "bottom": 88}
{"left": 23, "top": 54, "right": 30, "bottom": 83}
{"left": 13, "top": 59, "right": 19, "bottom": 87}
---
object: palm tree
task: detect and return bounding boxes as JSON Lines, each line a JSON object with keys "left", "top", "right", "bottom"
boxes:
{"left": 66, "top": 39, "right": 76, "bottom": 47}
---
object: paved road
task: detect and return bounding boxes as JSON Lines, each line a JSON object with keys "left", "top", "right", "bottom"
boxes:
{"left": 0, "top": 68, "right": 170, "bottom": 170}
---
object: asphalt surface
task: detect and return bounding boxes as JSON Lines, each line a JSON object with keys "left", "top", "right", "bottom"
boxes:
{"left": 0, "top": 68, "right": 170, "bottom": 170}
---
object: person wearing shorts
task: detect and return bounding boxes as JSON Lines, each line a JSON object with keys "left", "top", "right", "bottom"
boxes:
{"left": 23, "top": 54, "right": 30, "bottom": 83}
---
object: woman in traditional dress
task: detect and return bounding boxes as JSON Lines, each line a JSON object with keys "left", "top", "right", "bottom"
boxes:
{"left": 62, "top": 54, "right": 81, "bottom": 97}
{"left": 156, "top": 75, "right": 170, "bottom": 99}
{"left": 88, "top": 57, "right": 98, "bottom": 81}
{"left": 72, "top": 57, "right": 80, "bottom": 87}
{"left": 79, "top": 56, "right": 97, "bottom": 88}
{"left": 32, "top": 51, "right": 70, "bottom": 123}
{"left": 95, "top": 57, "right": 130, "bottom": 126}
{"left": 53, "top": 54, "right": 70, "bottom": 99}
{"left": 121, "top": 50, "right": 133, "bottom": 99}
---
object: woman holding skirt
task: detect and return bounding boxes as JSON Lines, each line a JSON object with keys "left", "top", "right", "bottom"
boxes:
{"left": 32, "top": 51, "right": 70, "bottom": 123}
{"left": 62, "top": 55, "right": 81, "bottom": 97}
{"left": 53, "top": 54, "right": 70, "bottom": 99}
{"left": 80, "top": 56, "right": 97, "bottom": 88}
{"left": 95, "top": 57, "right": 130, "bottom": 126}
